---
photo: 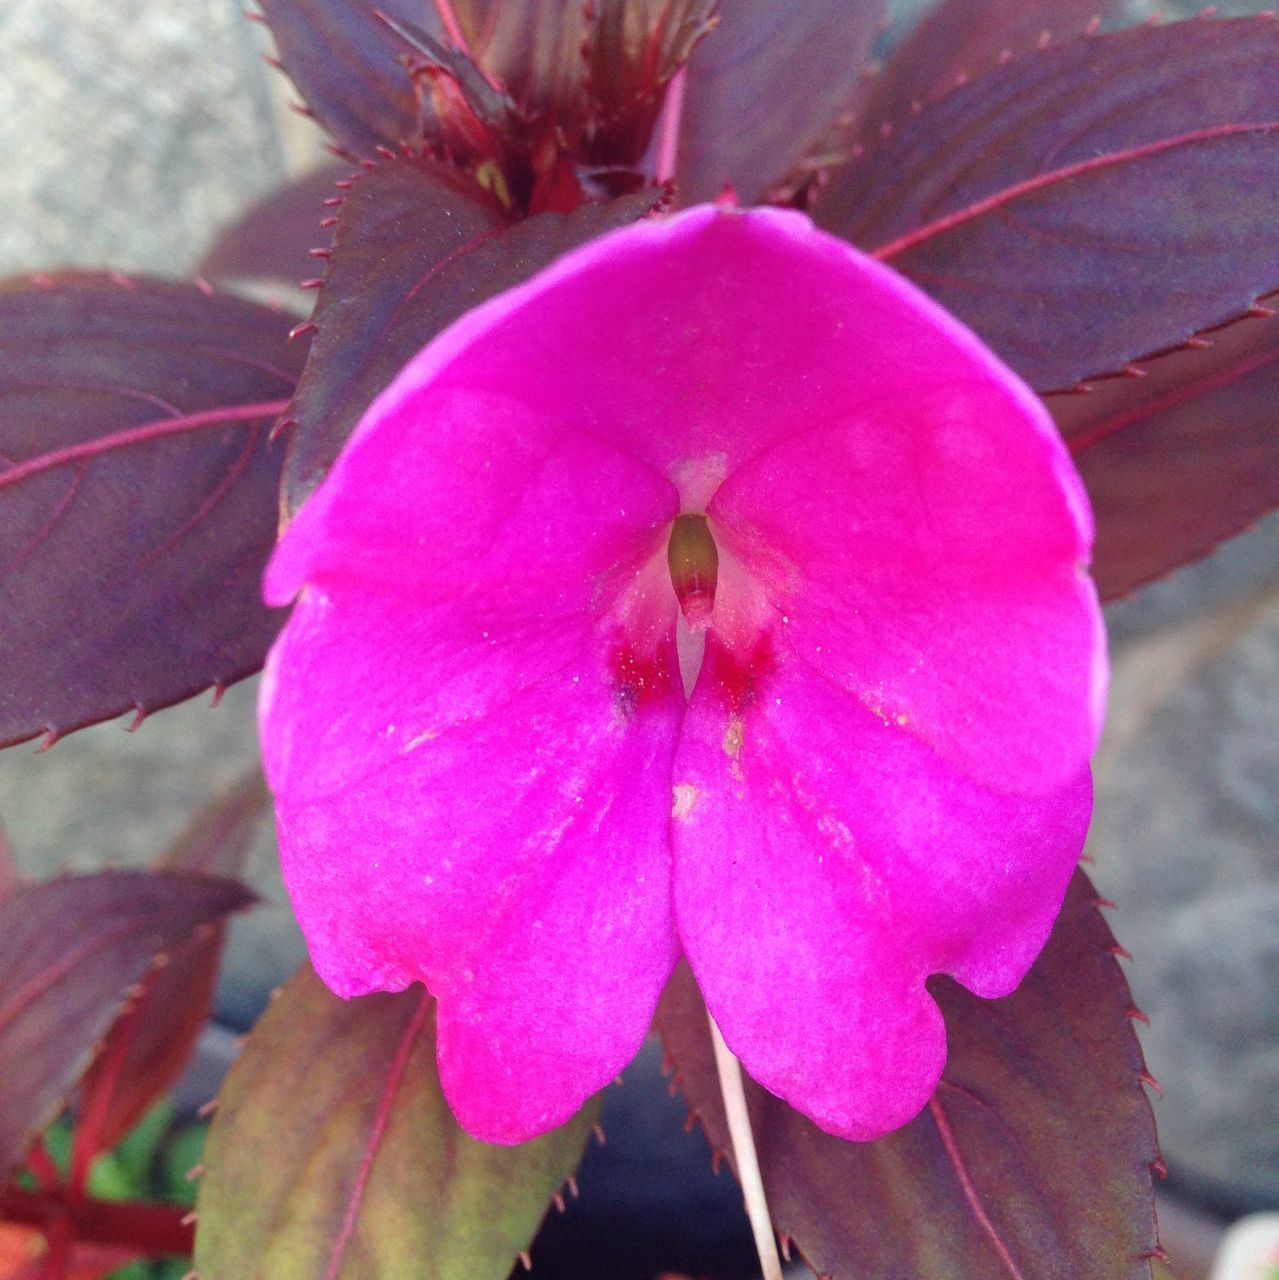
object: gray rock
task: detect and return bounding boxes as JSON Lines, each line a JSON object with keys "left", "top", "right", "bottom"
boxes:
{"left": 0, "top": 0, "right": 288, "bottom": 277}
{"left": 1092, "top": 577, "right": 1279, "bottom": 1211}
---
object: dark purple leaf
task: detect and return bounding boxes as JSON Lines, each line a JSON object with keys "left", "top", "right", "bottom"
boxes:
{"left": 814, "top": 17, "right": 1279, "bottom": 390}
{"left": 655, "top": 870, "right": 1163, "bottom": 1280}
{"left": 258, "top": 0, "right": 428, "bottom": 157}
{"left": 283, "top": 157, "right": 661, "bottom": 509}
{"left": 0, "top": 870, "right": 255, "bottom": 1186}
{"left": 260, "top": 1, "right": 705, "bottom": 166}
{"left": 585, "top": 0, "right": 716, "bottom": 167}
{"left": 73, "top": 776, "right": 270, "bottom": 1170}
{"left": 674, "top": 0, "right": 883, "bottom": 205}
{"left": 0, "top": 275, "right": 303, "bottom": 749}
{"left": 195, "top": 965, "right": 597, "bottom": 1280}
{"left": 383, "top": 3, "right": 714, "bottom": 208}
{"left": 847, "top": 0, "right": 1126, "bottom": 152}
{"left": 200, "top": 164, "right": 348, "bottom": 288}
{"left": 1052, "top": 310, "right": 1279, "bottom": 601}
{"left": 445, "top": 3, "right": 587, "bottom": 126}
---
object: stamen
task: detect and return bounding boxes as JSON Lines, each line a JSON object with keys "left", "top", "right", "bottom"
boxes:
{"left": 667, "top": 514, "right": 718, "bottom": 630}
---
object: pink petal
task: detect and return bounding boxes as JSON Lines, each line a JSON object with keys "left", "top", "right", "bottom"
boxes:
{"left": 370, "top": 206, "right": 1075, "bottom": 501}
{"left": 708, "top": 378, "right": 1103, "bottom": 794}
{"left": 354, "top": 204, "right": 1102, "bottom": 791}
{"left": 260, "top": 387, "right": 684, "bottom": 1142}
{"left": 673, "top": 641, "right": 1092, "bottom": 1140}
{"left": 261, "top": 202, "right": 1107, "bottom": 1143}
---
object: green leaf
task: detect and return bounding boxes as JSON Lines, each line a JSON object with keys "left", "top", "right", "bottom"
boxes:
{"left": 159, "top": 1122, "right": 207, "bottom": 1208}
{"left": 195, "top": 965, "right": 597, "bottom": 1280}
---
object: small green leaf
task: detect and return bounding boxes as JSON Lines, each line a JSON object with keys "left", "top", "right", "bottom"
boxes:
{"left": 159, "top": 1122, "right": 207, "bottom": 1207}
{"left": 108, "top": 1101, "right": 174, "bottom": 1192}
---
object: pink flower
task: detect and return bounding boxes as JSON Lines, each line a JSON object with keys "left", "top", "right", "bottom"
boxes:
{"left": 259, "top": 205, "right": 1105, "bottom": 1145}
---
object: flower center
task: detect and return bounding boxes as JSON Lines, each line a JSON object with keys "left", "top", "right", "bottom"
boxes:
{"left": 666, "top": 513, "right": 718, "bottom": 631}
{"left": 607, "top": 509, "right": 772, "bottom": 707}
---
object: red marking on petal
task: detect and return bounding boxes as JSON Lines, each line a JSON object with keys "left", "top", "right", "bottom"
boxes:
{"left": 610, "top": 642, "right": 673, "bottom": 714}
{"left": 708, "top": 635, "right": 776, "bottom": 713}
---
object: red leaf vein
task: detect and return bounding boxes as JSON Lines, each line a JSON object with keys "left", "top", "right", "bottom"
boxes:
{"left": 927, "top": 1095, "right": 1029, "bottom": 1280}
{"left": 871, "top": 120, "right": 1279, "bottom": 262}
{"left": 322, "top": 988, "right": 433, "bottom": 1280}
{"left": 1066, "top": 336, "right": 1279, "bottom": 453}
{"left": 143, "top": 425, "right": 264, "bottom": 565}
{"left": 0, "top": 919, "right": 143, "bottom": 1039}
{"left": 0, "top": 399, "right": 291, "bottom": 494}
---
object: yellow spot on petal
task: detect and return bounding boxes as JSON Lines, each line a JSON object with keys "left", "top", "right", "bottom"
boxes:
{"left": 895, "top": 712, "right": 909, "bottom": 726}
{"left": 722, "top": 716, "right": 744, "bottom": 759}
{"left": 672, "top": 784, "right": 698, "bottom": 822}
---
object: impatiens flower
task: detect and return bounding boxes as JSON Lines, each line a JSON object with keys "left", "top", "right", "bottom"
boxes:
{"left": 259, "top": 205, "right": 1105, "bottom": 1146}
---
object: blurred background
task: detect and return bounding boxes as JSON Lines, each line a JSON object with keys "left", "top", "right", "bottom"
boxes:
{"left": 1, "top": 1, "right": 1275, "bottom": 1276}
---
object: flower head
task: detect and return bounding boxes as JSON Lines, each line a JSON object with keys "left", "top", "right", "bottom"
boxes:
{"left": 259, "top": 205, "right": 1105, "bottom": 1144}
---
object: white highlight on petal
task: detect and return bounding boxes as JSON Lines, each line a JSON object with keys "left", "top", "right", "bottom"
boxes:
{"left": 672, "top": 783, "right": 698, "bottom": 822}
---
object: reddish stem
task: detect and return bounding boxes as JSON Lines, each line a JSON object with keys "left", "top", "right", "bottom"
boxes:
{"left": 24, "top": 1138, "right": 62, "bottom": 1192}
{"left": 655, "top": 66, "right": 687, "bottom": 184}
{"left": 35, "top": 1211, "right": 72, "bottom": 1280}
{"left": 70, "top": 979, "right": 151, "bottom": 1200}
{"left": 0, "top": 1189, "right": 194, "bottom": 1258}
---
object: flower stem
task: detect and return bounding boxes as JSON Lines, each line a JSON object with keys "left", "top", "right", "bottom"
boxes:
{"left": 655, "top": 67, "right": 687, "bottom": 185}
{"left": 707, "top": 1012, "right": 784, "bottom": 1280}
